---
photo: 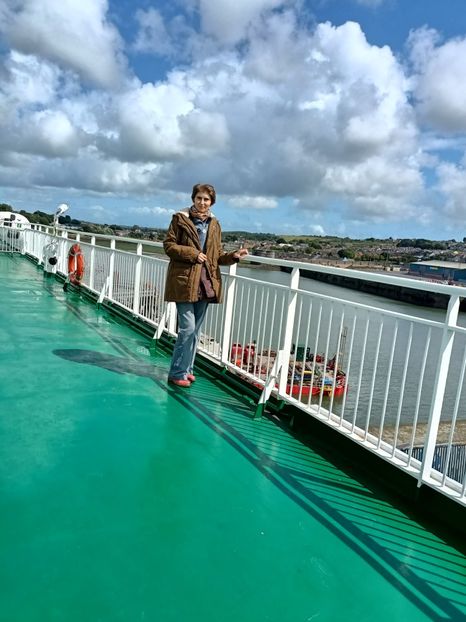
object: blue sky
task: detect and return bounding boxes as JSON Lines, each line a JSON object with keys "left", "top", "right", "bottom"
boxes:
{"left": 1, "top": 0, "right": 466, "bottom": 239}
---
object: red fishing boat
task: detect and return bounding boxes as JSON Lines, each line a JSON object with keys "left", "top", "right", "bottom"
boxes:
{"left": 230, "top": 339, "right": 348, "bottom": 398}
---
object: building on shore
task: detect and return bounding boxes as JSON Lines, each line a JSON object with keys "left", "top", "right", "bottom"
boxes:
{"left": 409, "top": 260, "right": 466, "bottom": 284}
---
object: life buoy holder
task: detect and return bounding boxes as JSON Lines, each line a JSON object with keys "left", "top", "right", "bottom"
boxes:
{"left": 68, "top": 243, "right": 84, "bottom": 285}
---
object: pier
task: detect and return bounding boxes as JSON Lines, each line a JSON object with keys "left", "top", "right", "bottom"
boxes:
{"left": 280, "top": 264, "right": 460, "bottom": 310}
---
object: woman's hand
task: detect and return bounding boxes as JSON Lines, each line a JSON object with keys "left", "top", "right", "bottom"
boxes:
{"left": 233, "top": 248, "right": 248, "bottom": 260}
{"left": 197, "top": 252, "right": 207, "bottom": 263}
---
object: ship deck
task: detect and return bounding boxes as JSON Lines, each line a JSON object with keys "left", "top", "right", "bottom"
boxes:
{"left": 1, "top": 254, "right": 465, "bottom": 622}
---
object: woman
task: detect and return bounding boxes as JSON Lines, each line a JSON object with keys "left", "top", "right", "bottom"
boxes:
{"left": 164, "top": 183, "right": 248, "bottom": 387}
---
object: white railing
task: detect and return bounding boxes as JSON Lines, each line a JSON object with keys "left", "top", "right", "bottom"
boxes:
{"left": 6, "top": 224, "right": 466, "bottom": 506}
{"left": 0, "top": 224, "right": 26, "bottom": 252}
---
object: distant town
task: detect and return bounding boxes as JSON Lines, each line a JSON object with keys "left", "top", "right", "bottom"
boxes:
{"left": 4, "top": 203, "right": 466, "bottom": 272}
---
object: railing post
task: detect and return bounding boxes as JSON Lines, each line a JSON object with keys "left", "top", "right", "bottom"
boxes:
{"left": 167, "top": 301, "right": 177, "bottom": 334}
{"left": 133, "top": 242, "right": 143, "bottom": 314}
{"left": 60, "top": 230, "right": 68, "bottom": 277}
{"left": 221, "top": 262, "right": 238, "bottom": 365}
{"left": 278, "top": 267, "right": 300, "bottom": 395}
{"left": 38, "top": 235, "right": 45, "bottom": 266}
{"left": 419, "top": 294, "right": 461, "bottom": 486}
{"left": 108, "top": 239, "right": 115, "bottom": 300}
{"left": 20, "top": 229, "right": 26, "bottom": 255}
{"left": 153, "top": 302, "right": 177, "bottom": 344}
{"left": 255, "top": 350, "right": 284, "bottom": 419}
{"left": 55, "top": 234, "right": 61, "bottom": 276}
{"left": 98, "top": 277, "right": 110, "bottom": 304}
{"left": 89, "top": 236, "right": 96, "bottom": 291}
{"left": 36, "top": 230, "right": 43, "bottom": 259}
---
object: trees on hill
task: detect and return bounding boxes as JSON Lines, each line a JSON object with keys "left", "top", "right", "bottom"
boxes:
{"left": 398, "top": 238, "right": 447, "bottom": 250}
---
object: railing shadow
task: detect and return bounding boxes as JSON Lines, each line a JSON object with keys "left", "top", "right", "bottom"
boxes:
{"left": 53, "top": 344, "right": 466, "bottom": 622}
{"left": 183, "top": 380, "right": 466, "bottom": 622}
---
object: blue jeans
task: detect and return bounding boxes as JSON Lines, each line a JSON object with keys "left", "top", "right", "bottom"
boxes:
{"left": 168, "top": 301, "right": 209, "bottom": 379}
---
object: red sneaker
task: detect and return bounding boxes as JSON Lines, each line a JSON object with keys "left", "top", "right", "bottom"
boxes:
{"left": 186, "top": 374, "right": 196, "bottom": 382}
{"left": 168, "top": 377, "right": 191, "bottom": 387}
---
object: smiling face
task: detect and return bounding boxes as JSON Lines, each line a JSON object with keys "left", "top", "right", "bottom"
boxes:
{"left": 193, "top": 191, "right": 212, "bottom": 217}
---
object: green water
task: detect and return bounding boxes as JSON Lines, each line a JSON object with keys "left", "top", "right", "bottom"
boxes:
{"left": 0, "top": 255, "right": 465, "bottom": 622}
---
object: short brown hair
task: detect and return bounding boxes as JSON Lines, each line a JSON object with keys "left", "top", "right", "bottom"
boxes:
{"left": 191, "top": 183, "right": 216, "bottom": 205}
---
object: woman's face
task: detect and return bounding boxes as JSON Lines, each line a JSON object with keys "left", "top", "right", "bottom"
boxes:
{"left": 194, "top": 191, "right": 212, "bottom": 216}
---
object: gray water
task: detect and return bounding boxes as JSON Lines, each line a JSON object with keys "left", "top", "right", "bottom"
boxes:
{"left": 238, "top": 265, "right": 452, "bottom": 321}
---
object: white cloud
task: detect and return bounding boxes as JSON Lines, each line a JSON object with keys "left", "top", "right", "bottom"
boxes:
{"left": 0, "top": 53, "right": 85, "bottom": 158}
{"left": 1, "top": 0, "right": 125, "bottom": 88}
{"left": 199, "top": 0, "right": 286, "bottom": 45}
{"left": 2, "top": 51, "right": 62, "bottom": 106}
{"left": 133, "top": 8, "right": 198, "bottom": 61}
{"left": 132, "top": 1, "right": 289, "bottom": 60}
{"left": 226, "top": 195, "right": 278, "bottom": 209}
{"left": 323, "top": 157, "right": 423, "bottom": 220}
{"left": 21, "top": 110, "right": 82, "bottom": 157}
{"left": 0, "top": 154, "right": 165, "bottom": 195}
{"left": 436, "top": 161, "right": 466, "bottom": 223}
{"left": 166, "top": 19, "right": 421, "bottom": 218}
{"left": 179, "top": 110, "right": 230, "bottom": 153}
{"left": 113, "top": 82, "right": 194, "bottom": 160}
{"left": 410, "top": 28, "right": 466, "bottom": 132}
{"left": 133, "top": 8, "right": 174, "bottom": 56}
{"left": 0, "top": 12, "right": 422, "bottom": 229}
{"left": 309, "top": 224, "right": 325, "bottom": 235}
{"left": 128, "top": 206, "right": 175, "bottom": 216}
{"left": 244, "top": 9, "right": 310, "bottom": 84}
{"left": 0, "top": 4, "right": 450, "bottom": 234}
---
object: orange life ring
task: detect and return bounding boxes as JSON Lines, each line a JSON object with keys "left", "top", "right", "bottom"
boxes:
{"left": 68, "top": 243, "right": 84, "bottom": 284}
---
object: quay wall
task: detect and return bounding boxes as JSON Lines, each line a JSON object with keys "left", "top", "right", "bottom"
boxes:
{"left": 280, "top": 265, "right": 465, "bottom": 310}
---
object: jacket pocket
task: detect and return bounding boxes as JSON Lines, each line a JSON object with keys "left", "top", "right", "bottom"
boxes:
{"left": 172, "top": 261, "right": 191, "bottom": 276}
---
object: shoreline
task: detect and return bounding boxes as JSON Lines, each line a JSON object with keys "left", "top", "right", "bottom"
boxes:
{"left": 279, "top": 265, "right": 463, "bottom": 311}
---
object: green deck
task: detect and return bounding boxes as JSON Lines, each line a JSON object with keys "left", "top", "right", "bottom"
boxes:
{"left": 1, "top": 254, "right": 465, "bottom": 622}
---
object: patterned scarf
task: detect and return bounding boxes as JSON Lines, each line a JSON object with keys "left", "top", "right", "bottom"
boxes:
{"left": 189, "top": 205, "right": 211, "bottom": 220}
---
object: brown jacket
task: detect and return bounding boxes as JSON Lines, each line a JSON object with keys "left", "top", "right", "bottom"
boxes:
{"left": 163, "top": 208, "right": 239, "bottom": 303}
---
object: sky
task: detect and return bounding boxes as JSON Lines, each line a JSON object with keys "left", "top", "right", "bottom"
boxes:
{"left": 1, "top": 0, "right": 466, "bottom": 239}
